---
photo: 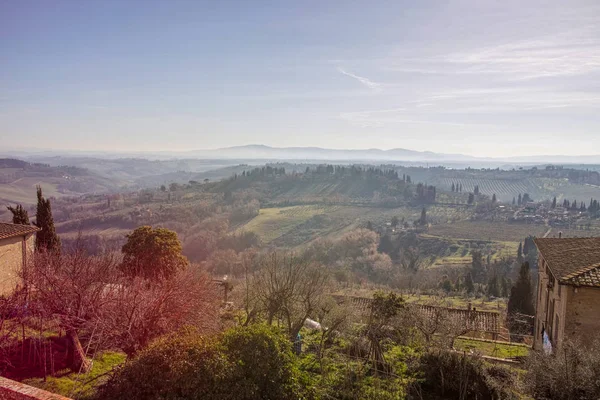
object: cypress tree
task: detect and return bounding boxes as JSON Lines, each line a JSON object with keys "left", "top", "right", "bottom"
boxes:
{"left": 464, "top": 272, "right": 474, "bottom": 294}
{"left": 551, "top": 197, "right": 557, "bottom": 209}
{"left": 492, "top": 193, "right": 497, "bottom": 203}
{"left": 7, "top": 204, "right": 30, "bottom": 225}
{"left": 420, "top": 207, "right": 427, "bottom": 226}
{"left": 507, "top": 262, "right": 535, "bottom": 334}
{"left": 34, "top": 186, "right": 61, "bottom": 252}
{"left": 468, "top": 193, "right": 475, "bottom": 205}
{"left": 487, "top": 274, "right": 500, "bottom": 297}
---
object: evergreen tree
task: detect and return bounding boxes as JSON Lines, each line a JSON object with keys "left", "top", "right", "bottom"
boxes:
{"left": 517, "top": 242, "right": 523, "bottom": 263}
{"left": 517, "top": 193, "right": 522, "bottom": 205}
{"left": 451, "top": 182, "right": 455, "bottom": 192}
{"left": 551, "top": 196, "right": 557, "bottom": 209}
{"left": 7, "top": 204, "right": 30, "bottom": 225}
{"left": 459, "top": 183, "right": 462, "bottom": 192}
{"left": 492, "top": 193, "right": 497, "bottom": 203}
{"left": 464, "top": 272, "right": 475, "bottom": 294}
{"left": 366, "top": 221, "right": 374, "bottom": 231}
{"left": 501, "top": 276, "right": 511, "bottom": 298}
{"left": 34, "top": 186, "right": 61, "bottom": 252}
{"left": 487, "top": 274, "right": 500, "bottom": 298}
{"left": 419, "top": 207, "right": 427, "bottom": 226}
{"left": 467, "top": 193, "right": 475, "bottom": 205}
{"left": 507, "top": 262, "right": 535, "bottom": 334}
{"left": 440, "top": 275, "right": 453, "bottom": 293}
{"left": 377, "top": 234, "right": 394, "bottom": 255}
{"left": 390, "top": 216, "right": 399, "bottom": 229}
{"left": 470, "top": 250, "right": 485, "bottom": 283}
{"left": 512, "top": 197, "right": 516, "bottom": 205}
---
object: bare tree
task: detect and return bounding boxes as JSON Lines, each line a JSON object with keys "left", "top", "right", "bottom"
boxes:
{"left": 399, "top": 246, "right": 424, "bottom": 272}
{"left": 103, "top": 266, "right": 220, "bottom": 356}
{"left": 252, "top": 252, "right": 328, "bottom": 341}
{"left": 313, "top": 297, "right": 352, "bottom": 375}
{"left": 23, "top": 250, "right": 120, "bottom": 372}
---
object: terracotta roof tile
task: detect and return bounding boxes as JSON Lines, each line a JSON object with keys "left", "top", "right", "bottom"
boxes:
{"left": 563, "top": 264, "right": 600, "bottom": 288}
{"left": 0, "top": 223, "right": 40, "bottom": 241}
{"left": 534, "top": 237, "right": 600, "bottom": 286}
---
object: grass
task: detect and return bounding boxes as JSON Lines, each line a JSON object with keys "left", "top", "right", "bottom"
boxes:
{"left": 455, "top": 337, "right": 530, "bottom": 359}
{"left": 23, "top": 351, "right": 126, "bottom": 399}
{"left": 0, "top": 179, "right": 63, "bottom": 205}
{"left": 240, "top": 205, "right": 336, "bottom": 243}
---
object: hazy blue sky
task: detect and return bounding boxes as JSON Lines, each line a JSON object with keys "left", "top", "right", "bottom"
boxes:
{"left": 1, "top": 0, "right": 599, "bottom": 156}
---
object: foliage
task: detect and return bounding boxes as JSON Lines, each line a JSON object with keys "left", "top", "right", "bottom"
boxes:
{"left": 411, "top": 350, "right": 520, "bottom": 400}
{"left": 34, "top": 186, "right": 61, "bottom": 252}
{"left": 525, "top": 339, "right": 600, "bottom": 400}
{"left": 507, "top": 262, "right": 534, "bottom": 335}
{"left": 97, "top": 325, "right": 309, "bottom": 400}
{"left": 121, "top": 226, "right": 188, "bottom": 281}
{"left": 220, "top": 324, "right": 309, "bottom": 400}
{"left": 7, "top": 204, "right": 30, "bottom": 225}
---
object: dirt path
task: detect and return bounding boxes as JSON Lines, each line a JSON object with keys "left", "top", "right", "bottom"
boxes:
{"left": 543, "top": 227, "right": 552, "bottom": 238}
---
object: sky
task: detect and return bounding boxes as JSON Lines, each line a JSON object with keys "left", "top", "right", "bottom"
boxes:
{"left": 1, "top": 0, "right": 600, "bottom": 157}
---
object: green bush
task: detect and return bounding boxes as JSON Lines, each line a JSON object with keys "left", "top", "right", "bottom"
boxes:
{"left": 96, "top": 325, "right": 311, "bottom": 400}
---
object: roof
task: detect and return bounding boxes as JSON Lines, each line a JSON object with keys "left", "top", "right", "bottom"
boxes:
{"left": 0, "top": 223, "right": 40, "bottom": 241}
{"left": 562, "top": 264, "right": 600, "bottom": 288}
{"left": 534, "top": 237, "right": 600, "bottom": 287}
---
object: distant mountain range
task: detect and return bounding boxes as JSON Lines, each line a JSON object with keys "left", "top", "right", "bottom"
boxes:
{"left": 182, "top": 145, "right": 600, "bottom": 165}
{"left": 3, "top": 145, "right": 599, "bottom": 165}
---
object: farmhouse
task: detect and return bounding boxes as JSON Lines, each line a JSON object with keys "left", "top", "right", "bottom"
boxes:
{"left": 533, "top": 237, "right": 600, "bottom": 351}
{"left": 0, "top": 223, "right": 39, "bottom": 296}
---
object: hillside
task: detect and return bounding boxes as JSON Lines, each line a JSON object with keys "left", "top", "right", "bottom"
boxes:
{"left": 0, "top": 159, "right": 118, "bottom": 206}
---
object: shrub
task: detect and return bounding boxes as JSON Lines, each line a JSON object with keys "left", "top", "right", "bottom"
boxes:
{"left": 525, "top": 339, "right": 600, "bottom": 400}
{"left": 411, "top": 350, "right": 519, "bottom": 400}
{"left": 97, "top": 325, "right": 310, "bottom": 400}
{"left": 96, "top": 330, "right": 230, "bottom": 400}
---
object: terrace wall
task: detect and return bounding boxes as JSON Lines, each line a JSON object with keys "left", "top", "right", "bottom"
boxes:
{"left": 0, "top": 376, "right": 71, "bottom": 400}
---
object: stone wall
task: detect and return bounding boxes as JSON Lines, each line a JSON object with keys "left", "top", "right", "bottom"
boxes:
{"left": 565, "top": 286, "right": 600, "bottom": 346}
{"left": 0, "top": 236, "right": 25, "bottom": 296}
{"left": 534, "top": 254, "right": 568, "bottom": 350}
{"left": 0, "top": 376, "right": 71, "bottom": 400}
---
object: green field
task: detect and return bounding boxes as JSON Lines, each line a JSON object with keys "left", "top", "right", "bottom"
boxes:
{"left": 455, "top": 337, "right": 530, "bottom": 359}
{"left": 24, "top": 351, "right": 126, "bottom": 399}
{"left": 240, "top": 205, "right": 339, "bottom": 244}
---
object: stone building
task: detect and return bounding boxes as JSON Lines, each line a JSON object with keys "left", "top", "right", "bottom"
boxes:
{"left": 533, "top": 237, "right": 600, "bottom": 351}
{"left": 0, "top": 223, "right": 39, "bottom": 296}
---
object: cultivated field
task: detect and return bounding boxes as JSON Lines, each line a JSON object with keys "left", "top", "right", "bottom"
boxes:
{"left": 240, "top": 205, "right": 337, "bottom": 244}
{"left": 428, "top": 220, "right": 548, "bottom": 243}
{"left": 437, "top": 177, "right": 600, "bottom": 203}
